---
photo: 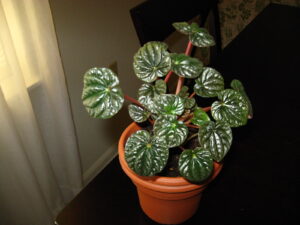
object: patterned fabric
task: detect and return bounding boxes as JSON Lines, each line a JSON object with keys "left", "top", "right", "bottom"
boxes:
{"left": 271, "top": 0, "right": 300, "bottom": 7}
{"left": 218, "top": 0, "right": 270, "bottom": 48}
{"left": 218, "top": 0, "right": 300, "bottom": 48}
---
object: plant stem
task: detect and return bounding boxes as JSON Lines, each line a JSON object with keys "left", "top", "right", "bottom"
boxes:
{"left": 186, "top": 124, "right": 200, "bottom": 129}
{"left": 179, "top": 146, "right": 185, "bottom": 151}
{"left": 164, "top": 71, "right": 173, "bottom": 83}
{"left": 186, "top": 133, "right": 198, "bottom": 142}
{"left": 124, "top": 95, "right": 143, "bottom": 107}
{"left": 148, "top": 119, "right": 154, "bottom": 125}
{"left": 175, "top": 77, "right": 185, "bottom": 94}
{"left": 184, "top": 119, "right": 192, "bottom": 125}
{"left": 189, "top": 92, "right": 196, "bottom": 98}
{"left": 185, "top": 41, "right": 193, "bottom": 56}
{"left": 175, "top": 41, "right": 194, "bottom": 94}
{"left": 202, "top": 106, "right": 211, "bottom": 112}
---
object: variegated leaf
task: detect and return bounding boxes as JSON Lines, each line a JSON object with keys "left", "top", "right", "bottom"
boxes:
{"left": 82, "top": 67, "right": 124, "bottom": 119}
{"left": 189, "top": 23, "right": 215, "bottom": 47}
{"left": 133, "top": 42, "right": 171, "bottom": 83}
{"left": 154, "top": 115, "right": 188, "bottom": 148}
{"left": 211, "top": 89, "right": 248, "bottom": 127}
{"left": 199, "top": 121, "right": 232, "bottom": 162}
{"left": 128, "top": 104, "right": 150, "bottom": 123}
{"left": 194, "top": 67, "right": 224, "bottom": 97}
{"left": 170, "top": 53, "right": 203, "bottom": 78}
{"left": 172, "top": 22, "right": 192, "bottom": 34}
{"left": 231, "top": 79, "right": 253, "bottom": 118}
{"left": 191, "top": 107, "right": 211, "bottom": 126}
{"left": 179, "top": 147, "right": 213, "bottom": 183}
{"left": 154, "top": 94, "right": 184, "bottom": 116}
{"left": 125, "top": 130, "right": 169, "bottom": 176}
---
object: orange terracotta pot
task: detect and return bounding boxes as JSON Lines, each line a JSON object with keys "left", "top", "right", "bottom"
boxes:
{"left": 118, "top": 122, "right": 223, "bottom": 224}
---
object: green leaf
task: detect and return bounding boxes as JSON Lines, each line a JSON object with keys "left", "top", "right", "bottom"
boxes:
{"left": 133, "top": 42, "right": 171, "bottom": 83}
{"left": 178, "top": 147, "right": 213, "bottom": 183}
{"left": 194, "top": 67, "right": 224, "bottom": 97}
{"left": 178, "top": 86, "right": 195, "bottom": 109}
{"left": 231, "top": 79, "right": 253, "bottom": 118}
{"left": 178, "top": 86, "right": 189, "bottom": 98}
{"left": 191, "top": 107, "right": 211, "bottom": 126}
{"left": 128, "top": 104, "right": 150, "bottom": 123}
{"left": 184, "top": 97, "right": 196, "bottom": 109}
{"left": 125, "top": 130, "right": 169, "bottom": 176}
{"left": 138, "top": 81, "right": 166, "bottom": 114}
{"left": 189, "top": 24, "right": 215, "bottom": 47}
{"left": 154, "top": 79, "right": 167, "bottom": 94}
{"left": 199, "top": 121, "right": 232, "bottom": 162}
{"left": 154, "top": 94, "right": 184, "bottom": 116}
{"left": 211, "top": 89, "right": 249, "bottom": 127}
{"left": 170, "top": 53, "right": 203, "bottom": 78}
{"left": 82, "top": 67, "right": 124, "bottom": 119}
{"left": 172, "top": 22, "right": 192, "bottom": 35}
{"left": 154, "top": 115, "right": 188, "bottom": 148}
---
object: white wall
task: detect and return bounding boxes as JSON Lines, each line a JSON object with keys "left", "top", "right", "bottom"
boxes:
{"left": 49, "top": 0, "right": 143, "bottom": 184}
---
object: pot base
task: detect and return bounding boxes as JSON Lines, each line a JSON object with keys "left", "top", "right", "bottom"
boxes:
{"left": 119, "top": 123, "right": 223, "bottom": 225}
{"left": 137, "top": 186, "right": 202, "bottom": 224}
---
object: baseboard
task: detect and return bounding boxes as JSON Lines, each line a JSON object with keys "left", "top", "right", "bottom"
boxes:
{"left": 83, "top": 143, "right": 118, "bottom": 186}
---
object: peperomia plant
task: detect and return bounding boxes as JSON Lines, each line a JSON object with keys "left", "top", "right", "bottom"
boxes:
{"left": 82, "top": 22, "right": 252, "bottom": 183}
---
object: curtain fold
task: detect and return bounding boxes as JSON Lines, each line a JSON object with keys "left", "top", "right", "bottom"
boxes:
{"left": 0, "top": 0, "right": 82, "bottom": 224}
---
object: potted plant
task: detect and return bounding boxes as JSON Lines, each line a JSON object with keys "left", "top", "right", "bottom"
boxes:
{"left": 82, "top": 21, "right": 252, "bottom": 224}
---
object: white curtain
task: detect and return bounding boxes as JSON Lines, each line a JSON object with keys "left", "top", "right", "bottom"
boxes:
{"left": 0, "top": 0, "right": 83, "bottom": 224}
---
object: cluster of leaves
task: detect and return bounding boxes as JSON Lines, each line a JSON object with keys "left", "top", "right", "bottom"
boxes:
{"left": 82, "top": 22, "right": 252, "bottom": 183}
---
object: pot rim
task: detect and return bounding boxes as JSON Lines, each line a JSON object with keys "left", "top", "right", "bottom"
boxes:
{"left": 118, "top": 122, "right": 223, "bottom": 193}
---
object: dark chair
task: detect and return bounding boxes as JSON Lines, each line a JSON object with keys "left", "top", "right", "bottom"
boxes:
{"left": 130, "top": 0, "right": 222, "bottom": 59}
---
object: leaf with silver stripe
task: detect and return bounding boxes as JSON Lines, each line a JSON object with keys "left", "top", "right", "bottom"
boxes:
{"left": 211, "top": 89, "right": 248, "bottom": 127}
{"left": 154, "top": 94, "right": 184, "bottom": 116}
{"left": 82, "top": 67, "right": 124, "bottom": 119}
{"left": 133, "top": 42, "right": 171, "bottom": 83}
{"left": 154, "top": 115, "right": 188, "bottom": 148}
{"left": 128, "top": 104, "right": 150, "bottom": 123}
{"left": 198, "top": 121, "right": 232, "bottom": 162}
{"left": 179, "top": 147, "right": 213, "bottom": 183}
{"left": 125, "top": 130, "right": 169, "bottom": 176}
{"left": 194, "top": 67, "right": 224, "bottom": 97}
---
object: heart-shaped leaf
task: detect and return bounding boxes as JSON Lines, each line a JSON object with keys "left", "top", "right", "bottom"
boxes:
{"left": 191, "top": 107, "right": 211, "bottom": 126}
{"left": 189, "top": 23, "right": 215, "bottom": 48}
{"left": 82, "top": 67, "right": 124, "bottom": 119}
{"left": 178, "top": 147, "right": 213, "bottom": 183}
{"left": 211, "top": 89, "right": 248, "bottom": 127}
{"left": 154, "top": 94, "right": 184, "bottom": 116}
{"left": 133, "top": 42, "right": 171, "bottom": 83}
{"left": 138, "top": 80, "right": 167, "bottom": 114}
{"left": 172, "top": 22, "right": 192, "bottom": 35}
{"left": 194, "top": 67, "right": 224, "bottom": 97}
{"left": 128, "top": 104, "right": 150, "bottom": 123}
{"left": 199, "top": 121, "right": 232, "bottom": 162}
{"left": 125, "top": 130, "right": 169, "bottom": 176}
{"left": 170, "top": 53, "right": 203, "bottom": 78}
{"left": 231, "top": 79, "right": 253, "bottom": 118}
{"left": 154, "top": 115, "right": 188, "bottom": 148}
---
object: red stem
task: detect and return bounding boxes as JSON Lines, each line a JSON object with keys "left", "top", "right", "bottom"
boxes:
{"left": 164, "top": 71, "right": 173, "bottom": 83}
{"left": 202, "top": 106, "right": 211, "bottom": 112}
{"left": 124, "top": 95, "right": 143, "bottom": 107}
{"left": 175, "top": 41, "right": 194, "bottom": 95}
{"left": 189, "top": 92, "right": 196, "bottom": 98}
{"left": 186, "top": 124, "right": 200, "bottom": 129}
{"left": 184, "top": 41, "right": 193, "bottom": 56}
{"left": 175, "top": 77, "right": 185, "bottom": 94}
